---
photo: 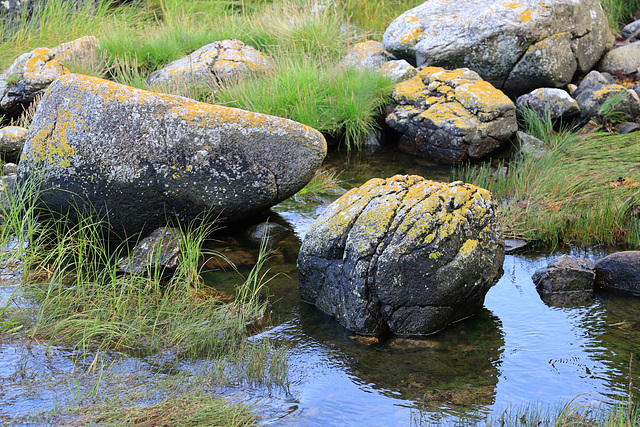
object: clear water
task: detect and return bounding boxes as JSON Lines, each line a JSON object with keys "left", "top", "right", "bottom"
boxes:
{"left": 1, "top": 147, "right": 639, "bottom": 425}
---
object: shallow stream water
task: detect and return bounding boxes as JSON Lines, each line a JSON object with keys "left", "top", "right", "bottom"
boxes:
{"left": 1, "top": 147, "right": 639, "bottom": 426}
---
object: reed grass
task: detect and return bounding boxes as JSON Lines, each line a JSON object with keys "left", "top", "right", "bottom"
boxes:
{"left": 456, "top": 109, "right": 640, "bottom": 247}
{"left": 601, "top": 0, "right": 640, "bottom": 32}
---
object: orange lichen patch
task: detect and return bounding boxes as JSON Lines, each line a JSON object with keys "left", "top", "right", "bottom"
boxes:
{"left": 454, "top": 80, "right": 513, "bottom": 120}
{"left": 352, "top": 41, "right": 387, "bottom": 57}
{"left": 0, "top": 126, "right": 28, "bottom": 141}
{"left": 399, "top": 27, "right": 424, "bottom": 44}
{"left": 501, "top": 2, "right": 525, "bottom": 9}
{"left": 418, "top": 66, "right": 446, "bottom": 80}
{"left": 392, "top": 75, "right": 427, "bottom": 104}
{"left": 610, "top": 178, "right": 640, "bottom": 188}
{"left": 459, "top": 239, "right": 479, "bottom": 257}
{"left": 402, "top": 15, "right": 420, "bottom": 23}
{"left": 519, "top": 8, "right": 532, "bottom": 23}
{"left": 421, "top": 102, "right": 477, "bottom": 131}
{"left": 30, "top": 109, "right": 77, "bottom": 169}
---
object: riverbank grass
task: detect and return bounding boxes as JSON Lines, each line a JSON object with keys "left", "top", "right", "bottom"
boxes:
{"left": 456, "top": 108, "right": 640, "bottom": 247}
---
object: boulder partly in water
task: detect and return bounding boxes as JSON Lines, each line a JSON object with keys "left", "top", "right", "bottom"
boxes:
{"left": 297, "top": 175, "right": 505, "bottom": 336}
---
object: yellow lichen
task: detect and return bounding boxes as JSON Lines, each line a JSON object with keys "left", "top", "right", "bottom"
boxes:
{"left": 399, "top": 27, "right": 424, "bottom": 44}
{"left": 519, "top": 9, "right": 532, "bottom": 23}
{"left": 459, "top": 239, "right": 478, "bottom": 257}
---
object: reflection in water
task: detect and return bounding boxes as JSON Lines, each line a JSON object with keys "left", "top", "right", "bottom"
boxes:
{"left": 2, "top": 148, "right": 640, "bottom": 425}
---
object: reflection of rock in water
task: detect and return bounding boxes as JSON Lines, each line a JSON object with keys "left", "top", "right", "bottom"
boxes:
{"left": 298, "top": 304, "right": 504, "bottom": 409}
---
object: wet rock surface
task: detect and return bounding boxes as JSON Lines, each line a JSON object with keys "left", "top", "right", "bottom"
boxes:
{"left": 0, "top": 36, "right": 98, "bottom": 119}
{"left": 532, "top": 255, "right": 595, "bottom": 304}
{"left": 382, "top": 0, "right": 612, "bottom": 97}
{"left": 386, "top": 67, "right": 517, "bottom": 164}
{"left": 0, "top": 126, "right": 27, "bottom": 163}
{"left": 18, "top": 73, "right": 327, "bottom": 237}
{"left": 146, "top": 39, "right": 273, "bottom": 87}
{"left": 297, "top": 175, "right": 505, "bottom": 336}
{"left": 595, "top": 251, "right": 640, "bottom": 294}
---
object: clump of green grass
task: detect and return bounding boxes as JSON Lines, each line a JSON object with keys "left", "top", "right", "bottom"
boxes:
{"left": 336, "top": 0, "right": 424, "bottom": 39}
{"left": 601, "top": 0, "right": 640, "bottom": 32}
{"left": 87, "top": 391, "right": 257, "bottom": 427}
{"left": 216, "top": 58, "right": 392, "bottom": 149}
{"left": 456, "top": 109, "right": 640, "bottom": 247}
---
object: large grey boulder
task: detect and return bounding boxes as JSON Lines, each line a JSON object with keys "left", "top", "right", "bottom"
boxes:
{"left": 297, "top": 175, "right": 505, "bottom": 336}
{"left": 386, "top": 67, "right": 517, "bottom": 164}
{"left": 595, "top": 251, "right": 640, "bottom": 294}
{"left": 598, "top": 41, "right": 640, "bottom": 75}
{"left": 18, "top": 74, "right": 327, "bottom": 237}
{"left": 146, "top": 39, "right": 273, "bottom": 88}
{"left": 532, "top": 255, "right": 595, "bottom": 303}
{"left": 0, "top": 36, "right": 98, "bottom": 119}
{"left": 382, "top": 0, "right": 612, "bottom": 97}
{"left": 0, "top": 126, "right": 27, "bottom": 163}
{"left": 516, "top": 88, "right": 580, "bottom": 121}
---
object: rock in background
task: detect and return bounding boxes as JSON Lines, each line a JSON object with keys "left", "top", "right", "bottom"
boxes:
{"left": 18, "top": 73, "right": 327, "bottom": 237}
{"left": 386, "top": 67, "right": 517, "bottom": 164}
{"left": 146, "top": 39, "right": 273, "bottom": 88}
{"left": 382, "top": 0, "right": 612, "bottom": 97}
{"left": 0, "top": 126, "right": 27, "bottom": 163}
{"left": 516, "top": 88, "right": 580, "bottom": 121}
{"left": 572, "top": 70, "right": 640, "bottom": 120}
{"left": 298, "top": 175, "right": 505, "bottom": 336}
{"left": 0, "top": 36, "right": 98, "bottom": 119}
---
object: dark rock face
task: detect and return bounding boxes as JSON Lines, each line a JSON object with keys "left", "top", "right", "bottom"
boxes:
{"left": 297, "top": 175, "right": 505, "bottom": 336}
{"left": 17, "top": 74, "right": 326, "bottom": 237}
{"left": 385, "top": 67, "right": 516, "bottom": 164}
{"left": 595, "top": 251, "right": 640, "bottom": 294}
{"left": 532, "top": 255, "right": 595, "bottom": 303}
{"left": 117, "top": 227, "right": 182, "bottom": 275}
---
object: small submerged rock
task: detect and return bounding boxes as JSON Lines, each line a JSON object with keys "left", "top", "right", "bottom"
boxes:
{"left": 298, "top": 175, "right": 505, "bottom": 337}
{"left": 532, "top": 255, "right": 595, "bottom": 304}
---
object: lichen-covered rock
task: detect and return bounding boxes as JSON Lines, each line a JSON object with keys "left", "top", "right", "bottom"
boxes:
{"left": 18, "top": 74, "right": 327, "bottom": 237}
{"left": 0, "top": 36, "right": 98, "bottom": 119}
{"left": 595, "top": 251, "right": 640, "bottom": 294}
{"left": 297, "top": 175, "right": 505, "bottom": 336}
{"left": 598, "top": 41, "right": 640, "bottom": 75}
{"left": 0, "top": 126, "right": 27, "bottom": 163}
{"left": 516, "top": 88, "right": 580, "bottom": 121}
{"left": 380, "top": 60, "right": 417, "bottom": 82}
{"left": 382, "top": 0, "right": 612, "bottom": 97}
{"left": 343, "top": 41, "right": 396, "bottom": 70}
{"left": 147, "top": 39, "right": 273, "bottom": 88}
{"left": 386, "top": 67, "right": 517, "bottom": 164}
{"left": 117, "top": 227, "right": 182, "bottom": 275}
{"left": 573, "top": 70, "right": 640, "bottom": 120}
{"left": 532, "top": 255, "right": 595, "bottom": 304}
